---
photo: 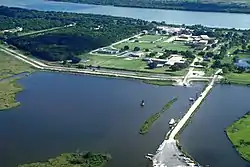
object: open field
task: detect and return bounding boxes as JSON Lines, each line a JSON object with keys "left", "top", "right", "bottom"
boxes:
{"left": 0, "top": 79, "right": 23, "bottom": 110}
{"left": 139, "top": 35, "right": 163, "bottom": 41}
{"left": 113, "top": 35, "right": 191, "bottom": 52}
{"left": 163, "top": 42, "right": 192, "bottom": 51}
{"left": 80, "top": 54, "right": 188, "bottom": 76}
{"left": 81, "top": 54, "right": 148, "bottom": 70}
{"left": 225, "top": 73, "right": 250, "bottom": 85}
{"left": 226, "top": 112, "right": 250, "bottom": 162}
{"left": 0, "top": 50, "right": 33, "bottom": 80}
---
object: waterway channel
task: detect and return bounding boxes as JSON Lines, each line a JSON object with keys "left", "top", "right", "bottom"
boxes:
{"left": 0, "top": 72, "right": 202, "bottom": 167}
{"left": 180, "top": 85, "right": 250, "bottom": 167}
{"left": 1, "top": 0, "right": 250, "bottom": 29}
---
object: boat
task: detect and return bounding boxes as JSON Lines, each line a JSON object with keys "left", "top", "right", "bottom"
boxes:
{"left": 140, "top": 100, "right": 145, "bottom": 106}
{"left": 169, "top": 118, "right": 176, "bottom": 126}
{"left": 189, "top": 97, "right": 195, "bottom": 101}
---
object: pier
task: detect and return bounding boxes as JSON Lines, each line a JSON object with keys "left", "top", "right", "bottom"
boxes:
{"left": 151, "top": 69, "right": 222, "bottom": 167}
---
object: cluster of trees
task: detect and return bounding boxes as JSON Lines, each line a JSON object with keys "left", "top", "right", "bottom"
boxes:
{"left": 2, "top": 6, "right": 152, "bottom": 62}
{"left": 19, "top": 152, "right": 111, "bottom": 167}
{"left": 50, "top": 0, "right": 250, "bottom": 14}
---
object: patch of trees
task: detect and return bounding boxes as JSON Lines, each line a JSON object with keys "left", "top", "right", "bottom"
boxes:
{"left": 3, "top": 6, "right": 152, "bottom": 61}
{"left": 170, "top": 62, "right": 189, "bottom": 71}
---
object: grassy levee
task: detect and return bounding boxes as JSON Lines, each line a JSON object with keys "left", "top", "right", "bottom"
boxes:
{"left": 226, "top": 111, "right": 250, "bottom": 162}
{"left": 143, "top": 80, "right": 174, "bottom": 86}
{"left": 18, "top": 152, "right": 111, "bottom": 167}
{"left": 223, "top": 73, "right": 250, "bottom": 85}
{"left": 140, "top": 97, "right": 178, "bottom": 135}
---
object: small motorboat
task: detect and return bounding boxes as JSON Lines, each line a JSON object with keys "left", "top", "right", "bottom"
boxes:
{"left": 189, "top": 97, "right": 195, "bottom": 101}
{"left": 169, "top": 118, "right": 176, "bottom": 126}
{"left": 140, "top": 100, "right": 145, "bottom": 107}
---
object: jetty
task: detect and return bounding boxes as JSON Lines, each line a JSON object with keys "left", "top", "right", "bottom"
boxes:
{"left": 151, "top": 69, "right": 222, "bottom": 167}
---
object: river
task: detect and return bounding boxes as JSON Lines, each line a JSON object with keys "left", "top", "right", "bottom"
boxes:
{"left": 1, "top": 0, "right": 250, "bottom": 29}
{"left": 0, "top": 72, "right": 202, "bottom": 167}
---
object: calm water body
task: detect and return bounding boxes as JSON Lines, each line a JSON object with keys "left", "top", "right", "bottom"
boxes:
{"left": 0, "top": 72, "right": 203, "bottom": 167}
{"left": 180, "top": 85, "right": 250, "bottom": 167}
{"left": 1, "top": 0, "right": 250, "bottom": 29}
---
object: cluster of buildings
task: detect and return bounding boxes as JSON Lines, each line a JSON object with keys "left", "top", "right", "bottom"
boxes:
{"left": 144, "top": 54, "right": 186, "bottom": 68}
{"left": 155, "top": 26, "right": 186, "bottom": 35}
{"left": 176, "top": 34, "right": 218, "bottom": 49}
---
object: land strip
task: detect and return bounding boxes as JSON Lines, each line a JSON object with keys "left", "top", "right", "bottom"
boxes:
{"left": 0, "top": 50, "right": 33, "bottom": 110}
{"left": 18, "top": 152, "right": 111, "bottom": 167}
{"left": 226, "top": 111, "right": 250, "bottom": 162}
{"left": 140, "top": 97, "right": 178, "bottom": 135}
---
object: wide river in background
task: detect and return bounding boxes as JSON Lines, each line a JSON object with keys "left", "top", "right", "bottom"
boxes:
{"left": 0, "top": 72, "right": 203, "bottom": 167}
{"left": 1, "top": 0, "right": 250, "bottom": 29}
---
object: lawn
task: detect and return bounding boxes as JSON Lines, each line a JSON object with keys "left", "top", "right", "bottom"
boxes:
{"left": 113, "top": 41, "right": 163, "bottom": 51}
{"left": 225, "top": 72, "right": 250, "bottom": 85}
{"left": 113, "top": 40, "right": 191, "bottom": 52}
{"left": 139, "top": 35, "right": 163, "bottom": 41}
{"left": 0, "top": 50, "right": 33, "bottom": 80}
{"left": 226, "top": 112, "right": 250, "bottom": 161}
{"left": 81, "top": 54, "right": 148, "bottom": 70}
{"left": 160, "top": 41, "right": 192, "bottom": 51}
{"left": 80, "top": 54, "right": 188, "bottom": 76}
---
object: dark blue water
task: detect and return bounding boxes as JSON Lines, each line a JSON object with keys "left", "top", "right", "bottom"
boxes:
{"left": 180, "top": 85, "right": 250, "bottom": 167}
{"left": 0, "top": 72, "right": 202, "bottom": 167}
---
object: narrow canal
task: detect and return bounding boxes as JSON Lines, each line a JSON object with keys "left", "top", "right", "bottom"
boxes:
{"left": 179, "top": 85, "right": 250, "bottom": 167}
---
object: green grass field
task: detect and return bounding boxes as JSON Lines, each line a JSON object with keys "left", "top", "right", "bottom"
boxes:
{"left": 0, "top": 50, "right": 33, "bottom": 80}
{"left": 225, "top": 73, "right": 250, "bottom": 85}
{"left": 113, "top": 35, "right": 191, "bottom": 52}
{"left": 82, "top": 54, "right": 148, "bottom": 70}
{"left": 80, "top": 54, "right": 188, "bottom": 76}
{"left": 0, "top": 50, "right": 33, "bottom": 110}
{"left": 139, "top": 35, "right": 163, "bottom": 41}
{"left": 226, "top": 112, "right": 250, "bottom": 161}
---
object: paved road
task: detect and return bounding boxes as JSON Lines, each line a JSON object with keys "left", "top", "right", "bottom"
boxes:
{"left": 1, "top": 46, "right": 215, "bottom": 84}
{"left": 152, "top": 69, "right": 221, "bottom": 167}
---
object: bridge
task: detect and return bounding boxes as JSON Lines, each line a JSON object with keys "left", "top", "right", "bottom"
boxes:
{"left": 150, "top": 69, "right": 222, "bottom": 167}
